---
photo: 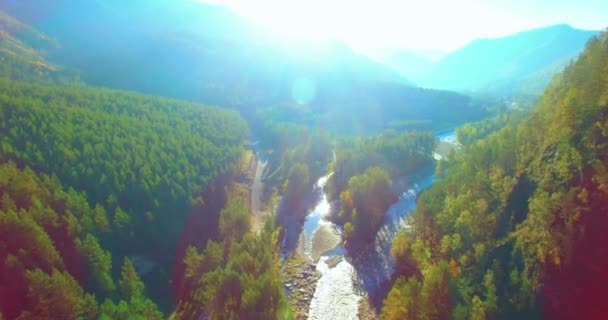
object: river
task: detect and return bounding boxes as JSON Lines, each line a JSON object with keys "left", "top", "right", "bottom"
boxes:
{"left": 290, "top": 131, "right": 456, "bottom": 319}
{"left": 251, "top": 156, "right": 268, "bottom": 217}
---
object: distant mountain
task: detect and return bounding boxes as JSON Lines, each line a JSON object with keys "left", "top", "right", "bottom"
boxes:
{"left": 0, "top": 11, "right": 78, "bottom": 83}
{"left": 0, "top": 0, "right": 486, "bottom": 134}
{"left": 0, "top": 0, "right": 408, "bottom": 98}
{"left": 376, "top": 51, "right": 436, "bottom": 86}
{"left": 423, "top": 24, "right": 598, "bottom": 94}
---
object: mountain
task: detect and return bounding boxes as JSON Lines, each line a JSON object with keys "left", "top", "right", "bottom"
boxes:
{"left": 0, "top": 0, "right": 486, "bottom": 134}
{"left": 376, "top": 51, "right": 436, "bottom": 86}
{"left": 423, "top": 24, "right": 598, "bottom": 94}
{"left": 381, "top": 31, "right": 608, "bottom": 319}
{"left": 0, "top": 11, "right": 79, "bottom": 83}
{"left": 0, "top": 11, "right": 51, "bottom": 58}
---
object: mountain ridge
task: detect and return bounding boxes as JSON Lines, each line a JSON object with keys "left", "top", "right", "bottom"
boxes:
{"left": 380, "top": 24, "right": 598, "bottom": 97}
{"left": 427, "top": 24, "right": 598, "bottom": 94}
{"left": 0, "top": 1, "right": 486, "bottom": 134}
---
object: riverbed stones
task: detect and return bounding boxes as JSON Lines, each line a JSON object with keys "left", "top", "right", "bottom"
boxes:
{"left": 281, "top": 255, "right": 321, "bottom": 319}
{"left": 311, "top": 224, "right": 341, "bottom": 261}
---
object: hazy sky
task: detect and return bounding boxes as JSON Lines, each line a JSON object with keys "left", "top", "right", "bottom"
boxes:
{"left": 198, "top": 0, "right": 607, "bottom": 55}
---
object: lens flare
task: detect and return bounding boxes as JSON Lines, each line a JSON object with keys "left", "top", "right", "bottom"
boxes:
{"left": 291, "top": 77, "right": 316, "bottom": 105}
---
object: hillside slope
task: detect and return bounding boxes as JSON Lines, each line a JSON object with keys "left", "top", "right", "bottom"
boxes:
{"left": 0, "top": 79, "right": 248, "bottom": 312}
{"left": 382, "top": 31, "right": 608, "bottom": 320}
{"left": 0, "top": 1, "right": 486, "bottom": 133}
{"left": 424, "top": 24, "right": 598, "bottom": 95}
{"left": 0, "top": 11, "right": 79, "bottom": 83}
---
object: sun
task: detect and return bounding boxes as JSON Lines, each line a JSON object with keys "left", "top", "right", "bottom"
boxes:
{"left": 201, "top": 0, "right": 376, "bottom": 48}
{"left": 197, "top": 0, "right": 460, "bottom": 55}
{"left": 237, "top": 1, "right": 342, "bottom": 43}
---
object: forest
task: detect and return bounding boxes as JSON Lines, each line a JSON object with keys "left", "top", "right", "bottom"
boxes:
{"left": 174, "top": 194, "right": 291, "bottom": 320}
{"left": 0, "top": 1, "right": 490, "bottom": 136}
{"left": 0, "top": 78, "right": 270, "bottom": 317}
{"left": 0, "top": 161, "right": 162, "bottom": 319}
{"left": 381, "top": 32, "right": 608, "bottom": 320}
{"left": 0, "top": 79, "right": 248, "bottom": 258}
{"left": 323, "top": 131, "right": 437, "bottom": 246}
{"left": 328, "top": 130, "right": 437, "bottom": 200}
{"left": 0, "top": 8, "right": 295, "bottom": 318}
{"left": 1, "top": 3, "right": 607, "bottom": 320}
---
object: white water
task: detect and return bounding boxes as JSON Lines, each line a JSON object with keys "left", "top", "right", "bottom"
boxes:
{"left": 438, "top": 131, "right": 458, "bottom": 144}
{"left": 308, "top": 257, "right": 361, "bottom": 320}
{"left": 304, "top": 173, "right": 362, "bottom": 320}
{"left": 251, "top": 157, "right": 268, "bottom": 216}
{"left": 302, "top": 132, "right": 456, "bottom": 319}
{"left": 302, "top": 174, "right": 334, "bottom": 258}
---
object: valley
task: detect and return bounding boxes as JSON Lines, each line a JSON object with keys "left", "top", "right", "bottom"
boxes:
{"left": 0, "top": 1, "right": 606, "bottom": 320}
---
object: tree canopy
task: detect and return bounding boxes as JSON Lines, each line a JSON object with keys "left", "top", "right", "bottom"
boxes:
{"left": 382, "top": 32, "right": 608, "bottom": 320}
{"left": 0, "top": 79, "right": 249, "bottom": 314}
{"left": 0, "top": 161, "right": 162, "bottom": 319}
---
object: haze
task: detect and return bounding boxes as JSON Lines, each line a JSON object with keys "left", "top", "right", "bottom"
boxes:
{"left": 199, "top": 0, "right": 608, "bottom": 57}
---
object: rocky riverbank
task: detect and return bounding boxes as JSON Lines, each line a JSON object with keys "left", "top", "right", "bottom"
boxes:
{"left": 281, "top": 255, "right": 321, "bottom": 320}
{"left": 357, "top": 297, "right": 379, "bottom": 320}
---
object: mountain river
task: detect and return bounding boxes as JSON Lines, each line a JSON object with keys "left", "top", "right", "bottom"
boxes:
{"left": 290, "top": 131, "right": 457, "bottom": 319}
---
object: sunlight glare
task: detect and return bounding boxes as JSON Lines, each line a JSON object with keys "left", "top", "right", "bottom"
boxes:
{"left": 291, "top": 77, "right": 317, "bottom": 105}
{"left": 199, "top": 0, "right": 608, "bottom": 54}
{"left": 235, "top": 0, "right": 349, "bottom": 45}
{"left": 200, "top": 0, "right": 482, "bottom": 54}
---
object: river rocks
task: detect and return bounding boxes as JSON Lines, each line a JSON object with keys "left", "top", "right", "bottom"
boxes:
{"left": 311, "top": 225, "right": 341, "bottom": 261}
{"left": 281, "top": 255, "right": 321, "bottom": 320}
{"left": 325, "top": 256, "right": 343, "bottom": 269}
{"left": 357, "top": 297, "right": 379, "bottom": 320}
{"left": 308, "top": 257, "right": 362, "bottom": 320}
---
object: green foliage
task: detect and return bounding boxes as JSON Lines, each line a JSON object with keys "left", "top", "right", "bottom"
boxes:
{"left": 4, "top": 3, "right": 486, "bottom": 137}
{"left": 0, "top": 78, "right": 248, "bottom": 308}
{"left": 282, "top": 162, "right": 311, "bottom": 210}
{"left": 20, "top": 268, "right": 98, "bottom": 320}
{"left": 0, "top": 161, "right": 162, "bottom": 318}
{"left": 328, "top": 130, "right": 436, "bottom": 200}
{"left": 118, "top": 258, "right": 144, "bottom": 301}
{"left": 112, "top": 207, "right": 131, "bottom": 229}
{"left": 0, "top": 80, "right": 247, "bottom": 255}
{"left": 260, "top": 119, "right": 332, "bottom": 188}
{"left": 92, "top": 205, "right": 110, "bottom": 234}
{"left": 285, "top": 163, "right": 310, "bottom": 194}
{"left": 470, "top": 295, "right": 486, "bottom": 320}
{"left": 380, "top": 276, "right": 421, "bottom": 320}
{"left": 0, "top": 12, "right": 80, "bottom": 84}
{"left": 99, "top": 297, "right": 163, "bottom": 320}
{"left": 340, "top": 167, "right": 393, "bottom": 243}
{"left": 456, "top": 110, "right": 527, "bottom": 145}
{"left": 483, "top": 270, "right": 497, "bottom": 316}
{"left": 175, "top": 198, "right": 291, "bottom": 320}
{"left": 391, "top": 232, "right": 419, "bottom": 277}
{"left": 218, "top": 195, "right": 251, "bottom": 241}
{"left": 0, "top": 161, "right": 86, "bottom": 317}
{"left": 76, "top": 234, "right": 115, "bottom": 294}
{"left": 98, "top": 257, "right": 163, "bottom": 320}
{"left": 382, "top": 32, "right": 608, "bottom": 319}
{"left": 380, "top": 262, "right": 451, "bottom": 320}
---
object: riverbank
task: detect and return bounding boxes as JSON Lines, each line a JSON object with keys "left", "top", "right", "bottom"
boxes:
{"left": 358, "top": 297, "right": 378, "bottom": 320}
{"left": 308, "top": 256, "right": 363, "bottom": 320}
{"left": 244, "top": 150, "right": 280, "bottom": 233}
{"left": 281, "top": 254, "right": 322, "bottom": 320}
{"left": 278, "top": 132, "right": 459, "bottom": 319}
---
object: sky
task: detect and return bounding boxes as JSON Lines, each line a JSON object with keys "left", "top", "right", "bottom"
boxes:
{"left": 198, "top": 0, "right": 608, "bottom": 57}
